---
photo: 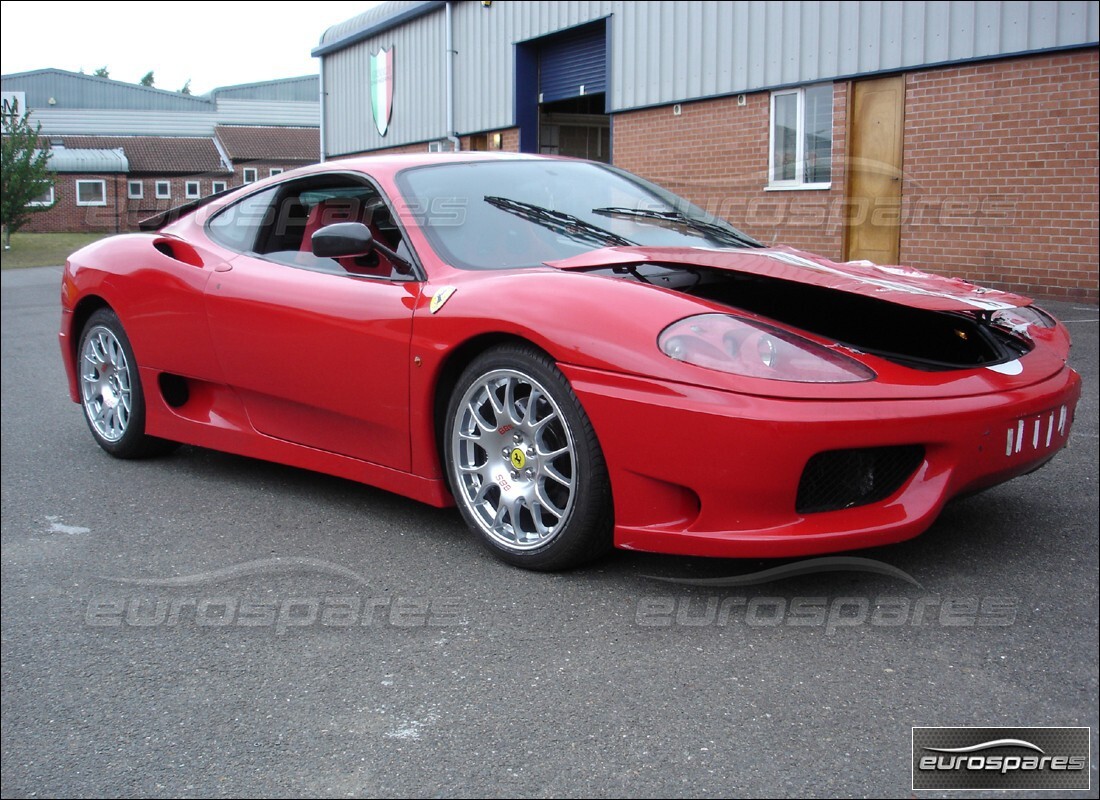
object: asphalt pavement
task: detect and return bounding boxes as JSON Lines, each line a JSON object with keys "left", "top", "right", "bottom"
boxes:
{"left": 2, "top": 265, "right": 1097, "bottom": 798}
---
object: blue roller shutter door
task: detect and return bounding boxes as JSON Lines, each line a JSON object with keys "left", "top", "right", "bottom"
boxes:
{"left": 538, "top": 23, "right": 607, "bottom": 104}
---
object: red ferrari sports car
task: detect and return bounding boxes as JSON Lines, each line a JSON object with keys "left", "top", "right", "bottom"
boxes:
{"left": 60, "top": 153, "right": 1080, "bottom": 569}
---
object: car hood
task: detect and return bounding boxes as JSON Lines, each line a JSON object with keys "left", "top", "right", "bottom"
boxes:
{"left": 546, "top": 245, "right": 1032, "bottom": 312}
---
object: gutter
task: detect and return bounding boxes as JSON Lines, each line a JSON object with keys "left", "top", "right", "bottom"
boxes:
{"left": 312, "top": 0, "right": 446, "bottom": 58}
{"left": 210, "top": 133, "right": 234, "bottom": 173}
{"left": 318, "top": 58, "right": 326, "bottom": 162}
{"left": 445, "top": 1, "right": 460, "bottom": 151}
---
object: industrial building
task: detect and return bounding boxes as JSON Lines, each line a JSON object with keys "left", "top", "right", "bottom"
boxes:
{"left": 1, "top": 70, "right": 321, "bottom": 232}
{"left": 314, "top": 1, "right": 1099, "bottom": 300}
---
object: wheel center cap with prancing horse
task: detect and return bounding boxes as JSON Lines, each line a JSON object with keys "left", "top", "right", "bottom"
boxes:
{"left": 509, "top": 448, "right": 527, "bottom": 470}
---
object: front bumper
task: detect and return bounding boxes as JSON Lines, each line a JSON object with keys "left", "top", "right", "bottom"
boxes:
{"left": 562, "top": 364, "right": 1081, "bottom": 558}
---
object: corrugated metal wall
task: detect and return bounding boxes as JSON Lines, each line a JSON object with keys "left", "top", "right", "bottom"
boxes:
{"left": 23, "top": 103, "right": 320, "bottom": 136}
{"left": 25, "top": 109, "right": 217, "bottom": 136}
{"left": 320, "top": 0, "right": 1099, "bottom": 156}
{"left": 1, "top": 70, "right": 212, "bottom": 111}
{"left": 2, "top": 70, "right": 321, "bottom": 136}
{"left": 211, "top": 77, "right": 319, "bottom": 102}
{"left": 216, "top": 100, "right": 320, "bottom": 127}
{"left": 324, "top": 12, "right": 450, "bottom": 154}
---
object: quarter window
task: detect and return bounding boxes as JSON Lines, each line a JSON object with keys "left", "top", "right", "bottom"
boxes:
{"left": 206, "top": 186, "right": 278, "bottom": 253}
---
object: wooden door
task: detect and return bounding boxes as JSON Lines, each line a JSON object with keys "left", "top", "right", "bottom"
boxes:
{"left": 845, "top": 75, "right": 905, "bottom": 264}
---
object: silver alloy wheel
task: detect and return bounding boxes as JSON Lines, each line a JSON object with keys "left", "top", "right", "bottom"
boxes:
{"left": 451, "top": 368, "right": 577, "bottom": 551}
{"left": 80, "top": 324, "right": 133, "bottom": 443}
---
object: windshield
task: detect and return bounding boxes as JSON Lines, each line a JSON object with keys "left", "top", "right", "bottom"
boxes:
{"left": 395, "top": 160, "right": 760, "bottom": 270}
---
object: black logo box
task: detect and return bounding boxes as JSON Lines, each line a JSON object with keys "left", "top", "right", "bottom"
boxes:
{"left": 912, "top": 727, "right": 1090, "bottom": 791}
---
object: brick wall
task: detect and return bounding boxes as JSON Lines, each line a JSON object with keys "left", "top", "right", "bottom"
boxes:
{"left": 900, "top": 49, "right": 1098, "bottom": 302}
{"left": 231, "top": 160, "right": 314, "bottom": 186}
{"left": 22, "top": 174, "right": 129, "bottom": 234}
{"left": 332, "top": 128, "right": 521, "bottom": 159}
{"left": 23, "top": 160, "right": 322, "bottom": 233}
{"left": 613, "top": 86, "right": 850, "bottom": 261}
{"left": 614, "top": 49, "right": 1097, "bottom": 301}
{"left": 120, "top": 173, "right": 234, "bottom": 229}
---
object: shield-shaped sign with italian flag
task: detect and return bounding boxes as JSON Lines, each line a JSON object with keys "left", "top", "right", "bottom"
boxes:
{"left": 369, "top": 47, "right": 394, "bottom": 137}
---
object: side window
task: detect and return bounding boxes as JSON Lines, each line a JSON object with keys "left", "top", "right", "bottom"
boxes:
{"left": 206, "top": 186, "right": 279, "bottom": 253}
{"left": 249, "top": 176, "right": 410, "bottom": 279}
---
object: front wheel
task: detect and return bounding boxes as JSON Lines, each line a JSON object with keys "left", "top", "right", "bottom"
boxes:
{"left": 444, "top": 345, "right": 612, "bottom": 570}
{"left": 78, "top": 308, "right": 176, "bottom": 459}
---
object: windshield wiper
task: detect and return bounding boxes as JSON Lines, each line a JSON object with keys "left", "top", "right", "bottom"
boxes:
{"left": 484, "top": 196, "right": 634, "bottom": 248}
{"left": 591, "top": 206, "right": 760, "bottom": 248}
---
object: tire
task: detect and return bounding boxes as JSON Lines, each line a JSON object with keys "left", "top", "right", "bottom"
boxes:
{"left": 78, "top": 308, "right": 177, "bottom": 459}
{"left": 444, "top": 344, "right": 612, "bottom": 570}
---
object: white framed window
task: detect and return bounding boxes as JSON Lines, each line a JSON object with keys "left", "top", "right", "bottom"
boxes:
{"left": 185, "top": 181, "right": 201, "bottom": 198}
{"left": 768, "top": 84, "right": 833, "bottom": 189}
{"left": 211, "top": 180, "right": 228, "bottom": 193}
{"left": 243, "top": 167, "right": 258, "bottom": 183}
{"left": 127, "top": 180, "right": 143, "bottom": 199}
{"left": 27, "top": 184, "right": 55, "bottom": 207}
{"left": 75, "top": 179, "right": 107, "bottom": 206}
{"left": 268, "top": 167, "right": 284, "bottom": 177}
{"left": 155, "top": 180, "right": 171, "bottom": 199}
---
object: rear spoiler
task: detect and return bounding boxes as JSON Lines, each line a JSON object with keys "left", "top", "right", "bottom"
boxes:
{"left": 137, "top": 185, "right": 235, "bottom": 232}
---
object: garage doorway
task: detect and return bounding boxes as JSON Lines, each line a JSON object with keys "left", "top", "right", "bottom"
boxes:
{"left": 539, "top": 94, "right": 611, "bottom": 162}
{"left": 517, "top": 20, "right": 610, "bottom": 162}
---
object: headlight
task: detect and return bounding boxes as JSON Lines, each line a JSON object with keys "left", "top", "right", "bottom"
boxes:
{"left": 659, "top": 314, "right": 876, "bottom": 383}
{"left": 990, "top": 306, "right": 1056, "bottom": 335}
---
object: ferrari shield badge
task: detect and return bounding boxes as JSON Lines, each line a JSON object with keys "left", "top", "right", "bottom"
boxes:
{"left": 369, "top": 47, "right": 394, "bottom": 137}
{"left": 430, "top": 286, "right": 456, "bottom": 314}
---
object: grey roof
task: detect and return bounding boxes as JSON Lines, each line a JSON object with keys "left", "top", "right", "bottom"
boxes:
{"left": 208, "top": 75, "right": 319, "bottom": 102}
{"left": 313, "top": 1, "right": 444, "bottom": 56}
{"left": 2, "top": 69, "right": 322, "bottom": 112}
{"left": 2, "top": 69, "right": 212, "bottom": 111}
{"left": 44, "top": 147, "right": 129, "bottom": 173}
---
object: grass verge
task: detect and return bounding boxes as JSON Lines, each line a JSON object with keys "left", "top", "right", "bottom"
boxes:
{"left": 1, "top": 232, "right": 112, "bottom": 269}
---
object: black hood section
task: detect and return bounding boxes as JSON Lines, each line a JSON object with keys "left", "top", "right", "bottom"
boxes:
{"left": 592, "top": 263, "right": 1032, "bottom": 370}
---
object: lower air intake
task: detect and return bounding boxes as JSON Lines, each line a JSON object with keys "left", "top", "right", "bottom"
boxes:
{"left": 796, "top": 445, "right": 925, "bottom": 514}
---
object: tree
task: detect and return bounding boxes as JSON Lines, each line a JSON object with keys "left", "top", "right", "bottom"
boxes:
{"left": 180, "top": 79, "right": 192, "bottom": 95}
{"left": 1, "top": 101, "right": 54, "bottom": 249}
{"left": 140, "top": 71, "right": 155, "bottom": 87}
{"left": 93, "top": 66, "right": 110, "bottom": 78}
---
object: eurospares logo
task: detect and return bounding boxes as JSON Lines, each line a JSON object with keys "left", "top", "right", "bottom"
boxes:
{"left": 912, "top": 727, "right": 1090, "bottom": 790}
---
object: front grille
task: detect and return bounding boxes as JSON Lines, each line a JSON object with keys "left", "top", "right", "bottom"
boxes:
{"left": 796, "top": 445, "right": 925, "bottom": 514}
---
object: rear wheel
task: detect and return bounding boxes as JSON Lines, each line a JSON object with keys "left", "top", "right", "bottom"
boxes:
{"left": 78, "top": 308, "right": 176, "bottom": 459}
{"left": 444, "top": 344, "right": 612, "bottom": 570}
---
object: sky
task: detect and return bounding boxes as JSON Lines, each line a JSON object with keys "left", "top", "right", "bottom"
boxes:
{"left": 0, "top": 0, "right": 382, "bottom": 94}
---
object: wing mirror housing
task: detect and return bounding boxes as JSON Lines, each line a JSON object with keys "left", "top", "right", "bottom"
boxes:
{"left": 311, "top": 222, "right": 374, "bottom": 258}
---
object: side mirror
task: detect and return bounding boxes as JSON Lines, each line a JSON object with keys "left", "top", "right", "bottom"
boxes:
{"left": 311, "top": 222, "right": 374, "bottom": 258}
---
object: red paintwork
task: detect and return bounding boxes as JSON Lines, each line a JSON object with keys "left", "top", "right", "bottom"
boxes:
{"left": 59, "top": 153, "right": 1081, "bottom": 558}
{"left": 549, "top": 244, "right": 1033, "bottom": 313}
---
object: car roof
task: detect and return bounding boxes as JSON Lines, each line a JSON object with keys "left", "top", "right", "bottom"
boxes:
{"left": 330, "top": 151, "right": 549, "bottom": 169}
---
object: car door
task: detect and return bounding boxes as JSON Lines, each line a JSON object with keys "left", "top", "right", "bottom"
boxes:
{"left": 202, "top": 174, "right": 421, "bottom": 471}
